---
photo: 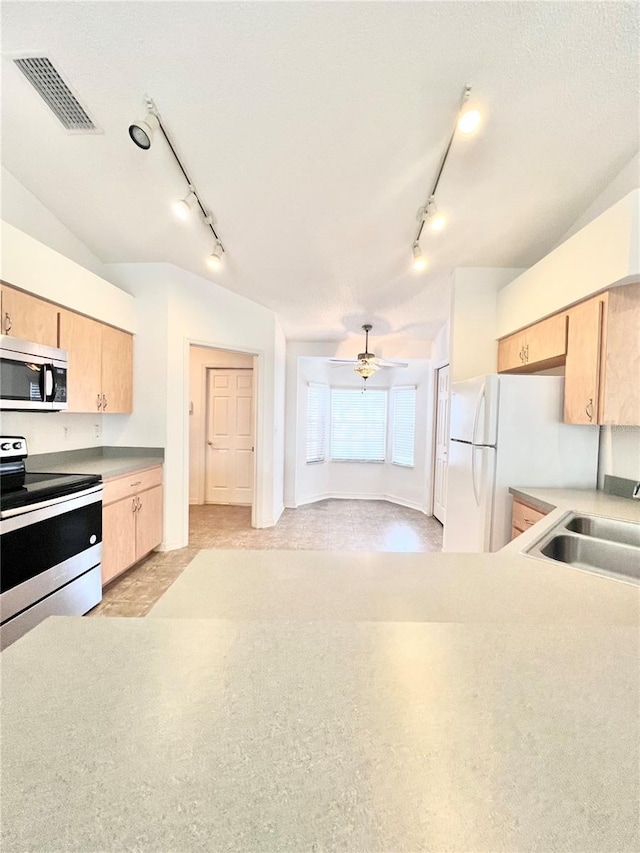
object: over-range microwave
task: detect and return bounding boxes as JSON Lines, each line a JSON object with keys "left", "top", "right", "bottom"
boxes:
{"left": 0, "top": 336, "right": 68, "bottom": 411}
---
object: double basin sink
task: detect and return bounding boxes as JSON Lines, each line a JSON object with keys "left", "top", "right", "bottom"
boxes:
{"left": 524, "top": 512, "right": 640, "bottom": 585}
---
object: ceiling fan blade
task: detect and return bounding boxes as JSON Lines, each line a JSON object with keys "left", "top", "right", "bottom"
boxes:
{"left": 328, "top": 358, "right": 358, "bottom": 364}
{"left": 374, "top": 359, "right": 409, "bottom": 368}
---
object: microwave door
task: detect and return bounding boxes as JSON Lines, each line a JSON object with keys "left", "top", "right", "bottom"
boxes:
{"left": 0, "top": 356, "right": 51, "bottom": 410}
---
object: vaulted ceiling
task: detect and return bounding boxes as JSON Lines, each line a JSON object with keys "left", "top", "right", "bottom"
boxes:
{"left": 2, "top": 2, "right": 638, "bottom": 341}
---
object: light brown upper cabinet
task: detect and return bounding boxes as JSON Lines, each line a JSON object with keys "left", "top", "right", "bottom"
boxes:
{"left": 497, "top": 313, "right": 567, "bottom": 373}
{"left": 564, "top": 295, "right": 605, "bottom": 424}
{"left": 59, "top": 309, "right": 133, "bottom": 413}
{"left": 565, "top": 282, "right": 640, "bottom": 426}
{"left": 0, "top": 283, "right": 59, "bottom": 348}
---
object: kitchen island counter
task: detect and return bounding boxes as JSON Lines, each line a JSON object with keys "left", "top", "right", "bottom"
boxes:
{"left": 1, "top": 616, "right": 638, "bottom": 853}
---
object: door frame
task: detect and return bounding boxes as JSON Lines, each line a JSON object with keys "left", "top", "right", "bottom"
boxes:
{"left": 184, "top": 339, "right": 262, "bottom": 536}
{"left": 429, "top": 359, "right": 450, "bottom": 519}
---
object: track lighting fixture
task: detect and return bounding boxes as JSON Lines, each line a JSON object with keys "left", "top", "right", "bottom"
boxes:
{"left": 409, "top": 85, "right": 482, "bottom": 270}
{"left": 129, "top": 96, "right": 226, "bottom": 268}
{"left": 171, "top": 189, "right": 196, "bottom": 221}
{"left": 412, "top": 242, "right": 427, "bottom": 272}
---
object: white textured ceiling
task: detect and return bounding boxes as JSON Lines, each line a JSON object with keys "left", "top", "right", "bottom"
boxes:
{"left": 2, "top": 2, "right": 639, "bottom": 342}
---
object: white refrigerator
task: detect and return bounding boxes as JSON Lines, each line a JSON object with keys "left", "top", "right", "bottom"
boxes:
{"left": 442, "top": 374, "right": 599, "bottom": 553}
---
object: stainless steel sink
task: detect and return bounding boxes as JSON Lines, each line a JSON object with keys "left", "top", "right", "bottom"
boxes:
{"left": 524, "top": 512, "right": 640, "bottom": 585}
{"left": 564, "top": 514, "right": 640, "bottom": 548}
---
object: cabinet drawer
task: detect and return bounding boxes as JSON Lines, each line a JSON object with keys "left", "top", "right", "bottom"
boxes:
{"left": 511, "top": 526, "right": 523, "bottom": 541}
{"left": 102, "top": 466, "right": 163, "bottom": 506}
{"left": 512, "top": 499, "right": 547, "bottom": 531}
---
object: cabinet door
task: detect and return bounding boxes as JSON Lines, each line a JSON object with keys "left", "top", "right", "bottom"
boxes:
{"left": 101, "top": 325, "right": 133, "bottom": 413}
{"left": 497, "top": 331, "right": 527, "bottom": 372}
{"left": 600, "top": 283, "right": 640, "bottom": 425}
{"left": 135, "top": 485, "right": 163, "bottom": 562}
{"left": 59, "top": 309, "right": 102, "bottom": 412}
{"left": 525, "top": 313, "right": 567, "bottom": 366}
{"left": 102, "top": 497, "right": 137, "bottom": 585}
{"left": 564, "top": 296, "right": 604, "bottom": 424}
{"left": 0, "top": 284, "right": 59, "bottom": 347}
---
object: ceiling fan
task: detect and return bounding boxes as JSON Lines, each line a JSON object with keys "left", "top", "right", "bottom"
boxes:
{"left": 329, "top": 324, "right": 408, "bottom": 382}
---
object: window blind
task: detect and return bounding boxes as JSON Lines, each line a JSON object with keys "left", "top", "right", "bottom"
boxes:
{"left": 306, "top": 383, "right": 328, "bottom": 463}
{"left": 330, "top": 389, "right": 387, "bottom": 462}
{"left": 391, "top": 386, "right": 416, "bottom": 467}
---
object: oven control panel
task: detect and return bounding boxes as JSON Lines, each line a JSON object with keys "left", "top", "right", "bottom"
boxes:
{"left": 0, "top": 436, "right": 27, "bottom": 459}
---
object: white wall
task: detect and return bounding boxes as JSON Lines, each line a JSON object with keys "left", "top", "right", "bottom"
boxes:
{"left": 103, "top": 262, "right": 286, "bottom": 549}
{"left": 188, "top": 345, "right": 254, "bottom": 505}
{"left": 1, "top": 166, "right": 108, "bottom": 278}
{"left": 598, "top": 426, "right": 640, "bottom": 484}
{"left": 431, "top": 316, "right": 450, "bottom": 365}
{"left": 0, "top": 412, "right": 103, "bottom": 455}
{"left": 450, "top": 268, "right": 523, "bottom": 383}
{"left": 285, "top": 344, "right": 433, "bottom": 513}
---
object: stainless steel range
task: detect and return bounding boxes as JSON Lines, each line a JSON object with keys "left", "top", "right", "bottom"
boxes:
{"left": 0, "top": 437, "right": 103, "bottom": 650}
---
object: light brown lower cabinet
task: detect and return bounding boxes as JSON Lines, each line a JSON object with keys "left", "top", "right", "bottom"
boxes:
{"left": 101, "top": 467, "right": 163, "bottom": 586}
{"left": 510, "top": 498, "right": 549, "bottom": 541}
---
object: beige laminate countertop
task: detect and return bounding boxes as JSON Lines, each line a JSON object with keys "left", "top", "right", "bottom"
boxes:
{"left": 1, "top": 487, "right": 638, "bottom": 852}
{"left": 28, "top": 449, "right": 164, "bottom": 479}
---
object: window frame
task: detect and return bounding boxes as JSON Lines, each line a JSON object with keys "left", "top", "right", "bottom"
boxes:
{"left": 390, "top": 385, "right": 417, "bottom": 468}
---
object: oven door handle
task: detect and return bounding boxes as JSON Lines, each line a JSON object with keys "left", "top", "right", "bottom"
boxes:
{"left": 0, "top": 485, "right": 103, "bottom": 530}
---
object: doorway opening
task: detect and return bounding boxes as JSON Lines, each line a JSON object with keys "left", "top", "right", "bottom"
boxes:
{"left": 432, "top": 362, "right": 450, "bottom": 525}
{"left": 189, "top": 345, "right": 256, "bottom": 535}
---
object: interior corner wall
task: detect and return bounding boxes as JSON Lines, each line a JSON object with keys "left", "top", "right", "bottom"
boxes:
{"left": 450, "top": 268, "right": 523, "bottom": 383}
{"left": 104, "top": 262, "right": 284, "bottom": 550}
{"left": 1, "top": 166, "right": 109, "bottom": 279}
{"left": 188, "top": 346, "right": 254, "bottom": 506}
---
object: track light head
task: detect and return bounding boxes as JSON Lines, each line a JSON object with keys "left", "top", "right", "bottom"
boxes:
{"left": 206, "top": 242, "right": 224, "bottom": 271}
{"left": 457, "top": 108, "right": 481, "bottom": 135}
{"left": 412, "top": 242, "right": 427, "bottom": 272}
{"left": 128, "top": 112, "right": 158, "bottom": 150}
{"left": 171, "top": 190, "right": 196, "bottom": 221}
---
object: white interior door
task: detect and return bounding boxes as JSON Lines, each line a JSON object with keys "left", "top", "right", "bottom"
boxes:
{"left": 432, "top": 364, "right": 450, "bottom": 524}
{"left": 205, "top": 369, "right": 254, "bottom": 505}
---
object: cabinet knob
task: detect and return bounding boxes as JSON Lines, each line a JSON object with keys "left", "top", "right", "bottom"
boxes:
{"left": 585, "top": 398, "right": 593, "bottom": 422}
{"left": 102, "top": 394, "right": 107, "bottom": 411}
{"left": 4, "top": 312, "right": 12, "bottom": 333}
{"left": 96, "top": 394, "right": 102, "bottom": 411}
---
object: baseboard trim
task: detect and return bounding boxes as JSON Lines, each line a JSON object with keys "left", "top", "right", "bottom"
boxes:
{"left": 291, "top": 493, "right": 429, "bottom": 515}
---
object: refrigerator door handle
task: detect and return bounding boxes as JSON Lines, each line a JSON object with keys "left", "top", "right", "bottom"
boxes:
{"left": 471, "top": 446, "right": 480, "bottom": 506}
{"left": 471, "top": 381, "right": 486, "bottom": 446}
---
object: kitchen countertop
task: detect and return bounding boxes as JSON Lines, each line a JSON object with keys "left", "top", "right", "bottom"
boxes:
{"left": 2, "top": 617, "right": 638, "bottom": 852}
{"left": 509, "top": 485, "right": 640, "bottom": 519}
{"left": 27, "top": 446, "right": 164, "bottom": 479}
{"left": 2, "top": 486, "right": 638, "bottom": 851}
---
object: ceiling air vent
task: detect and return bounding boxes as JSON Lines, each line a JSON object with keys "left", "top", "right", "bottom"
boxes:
{"left": 13, "top": 57, "right": 100, "bottom": 133}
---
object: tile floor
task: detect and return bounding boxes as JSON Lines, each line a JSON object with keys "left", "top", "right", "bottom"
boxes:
{"left": 89, "top": 500, "right": 443, "bottom": 618}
